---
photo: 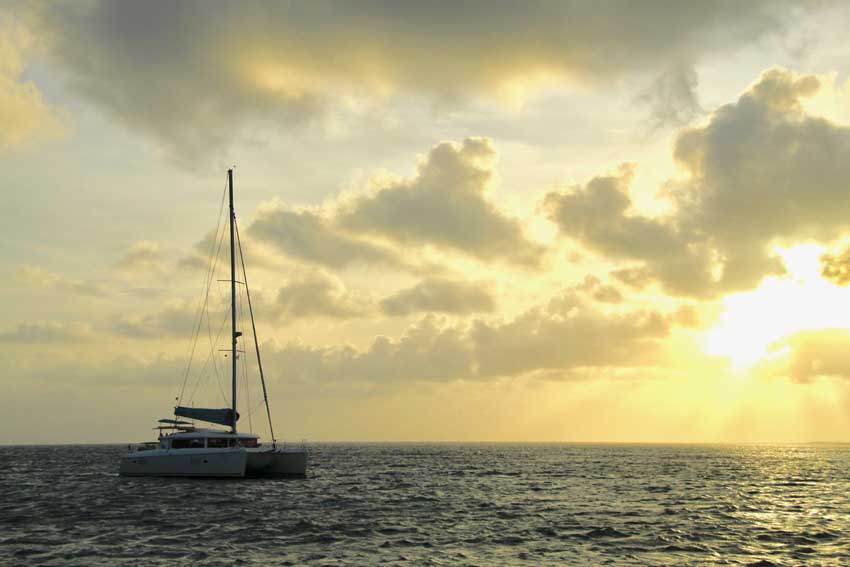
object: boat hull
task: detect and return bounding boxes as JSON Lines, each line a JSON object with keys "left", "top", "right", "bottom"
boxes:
{"left": 119, "top": 448, "right": 248, "bottom": 478}
{"left": 246, "top": 448, "right": 308, "bottom": 476}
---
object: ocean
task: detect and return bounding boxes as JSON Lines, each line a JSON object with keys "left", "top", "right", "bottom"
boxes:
{"left": 1, "top": 443, "right": 848, "bottom": 566}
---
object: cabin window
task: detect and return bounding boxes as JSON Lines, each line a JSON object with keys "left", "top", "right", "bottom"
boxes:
{"left": 242, "top": 438, "right": 258, "bottom": 448}
{"left": 171, "top": 438, "right": 205, "bottom": 449}
{"left": 207, "top": 438, "right": 228, "bottom": 448}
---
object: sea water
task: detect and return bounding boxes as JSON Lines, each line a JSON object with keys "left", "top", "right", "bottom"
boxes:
{"left": 1, "top": 443, "right": 848, "bottom": 566}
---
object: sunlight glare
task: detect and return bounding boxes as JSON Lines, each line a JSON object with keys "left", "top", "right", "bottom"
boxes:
{"left": 702, "top": 244, "right": 850, "bottom": 369}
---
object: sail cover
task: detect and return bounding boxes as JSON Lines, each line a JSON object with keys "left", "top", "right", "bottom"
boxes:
{"left": 174, "top": 406, "right": 239, "bottom": 426}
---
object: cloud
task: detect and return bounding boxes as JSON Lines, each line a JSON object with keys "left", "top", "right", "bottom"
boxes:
{"left": 263, "top": 289, "right": 673, "bottom": 385}
{"left": 637, "top": 63, "right": 703, "bottom": 130}
{"left": 548, "top": 68, "right": 850, "bottom": 297}
{"left": 820, "top": 245, "right": 850, "bottom": 286}
{"left": 544, "top": 165, "right": 714, "bottom": 296}
{"left": 0, "top": 12, "right": 61, "bottom": 150}
{"left": 16, "top": 265, "right": 105, "bottom": 297}
{"left": 470, "top": 293, "right": 670, "bottom": 378}
{"left": 380, "top": 277, "right": 496, "bottom": 316}
{"left": 673, "top": 305, "right": 701, "bottom": 328}
{"left": 265, "top": 316, "right": 474, "bottom": 384}
{"left": 760, "top": 329, "right": 850, "bottom": 382}
{"left": 112, "top": 301, "right": 205, "bottom": 339}
{"left": 0, "top": 321, "right": 92, "bottom": 342}
{"left": 112, "top": 269, "right": 365, "bottom": 339}
{"left": 249, "top": 138, "right": 540, "bottom": 269}
{"left": 116, "top": 240, "right": 164, "bottom": 275}
{"left": 4, "top": 348, "right": 185, "bottom": 388}
{"left": 35, "top": 1, "right": 794, "bottom": 159}
{"left": 271, "top": 270, "right": 367, "bottom": 320}
{"left": 248, "top": 207, "right": 404, "bottom": 269}
{"left": 574, "top": 275, "right": 623, "bottom": 304}
{"left": 340, "top": 138, "right": 543, "bottom": 266}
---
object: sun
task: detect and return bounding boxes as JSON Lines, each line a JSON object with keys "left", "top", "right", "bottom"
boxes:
{"left": 702, "top": 243, "right": 850, "bottom": 369}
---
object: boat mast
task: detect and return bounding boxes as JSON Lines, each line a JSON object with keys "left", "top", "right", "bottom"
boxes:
{"left": 228, "top": 168, "right": 238, "bottom": 434}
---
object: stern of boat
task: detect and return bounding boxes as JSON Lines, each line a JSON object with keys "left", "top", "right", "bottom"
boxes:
{"left": 246, "top": 447, "right": 308, "bottom": 476}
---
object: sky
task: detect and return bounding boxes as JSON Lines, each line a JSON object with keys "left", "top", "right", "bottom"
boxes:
{"left": 5, "top": 1, "right": 850, "bottom": 443}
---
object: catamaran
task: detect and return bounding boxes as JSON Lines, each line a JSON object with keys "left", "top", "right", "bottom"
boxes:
{"left": 119, "top": 169, "right": 308, "bottom": 477}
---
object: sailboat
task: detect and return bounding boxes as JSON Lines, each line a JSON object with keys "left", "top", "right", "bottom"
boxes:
{"left": 119, "top": 169, "right": 308, "bottom": 477}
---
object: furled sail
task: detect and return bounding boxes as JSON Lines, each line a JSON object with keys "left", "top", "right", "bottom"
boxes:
{"left": 174, "top": 406, "right": 239, "bottom": 426}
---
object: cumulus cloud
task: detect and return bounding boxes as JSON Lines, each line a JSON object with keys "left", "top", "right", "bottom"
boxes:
{"left": 340, "top": 138, "right": 542, "bottom": 266}
{"left": 249, "top": 138, "right": 541, "bottom": 269}
{"left": 0, "top": 13, "right": 61, "bottom": 150}
{"left": 176, "top": 225, "right": 284, "bottom": 276}
{"left": 271, "top": 270, "right": 367, "bottom": 320}
{"left": 544, "top": 164, "right": 714, "bottom": 296}
{"left": 265, "top": 316, "right": 474, "bottom": 384}
{"left": 548, "top": 68, "right": 850, "bottom": 297}
{"left": 16, "top": 265, "right": 105, "bottom": 297}
{"left": 34, "top": 1, "right": 794, "bottom": 159}
{"left": 248, "top": 207, "right": 405, "bottom": 270}
{"left": 471, "top": 293, "right": 669, "bottom": 378}
{"left": 263, "top": 289, "right": 672, "bottom": 385}
{"left": 380, "top": 277, "right": 496, "bottom": 317}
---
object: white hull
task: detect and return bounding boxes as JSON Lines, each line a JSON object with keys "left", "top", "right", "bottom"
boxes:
{"left": 119, "top": 446, "right": 308, "bottom": 478}
{"left": 119, "top": 448, "right": 248, "bottom": 478}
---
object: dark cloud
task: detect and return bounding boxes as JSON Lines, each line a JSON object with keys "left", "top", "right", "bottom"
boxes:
{"left": 380, "top": 277, "right": 496, "bottom": 316}
{"left": 340, "top": 138, "right": 542, "bottom": 266}
{"left": 36, "top": 1, "right": 795, "bottom": 159}
{"left": 548, "top": 68, "right": 850, "bottom": 297}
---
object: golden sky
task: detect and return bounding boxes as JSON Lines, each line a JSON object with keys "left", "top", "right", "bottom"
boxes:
{"left": 5, "top": 1, "right": 850, "bottom": 443}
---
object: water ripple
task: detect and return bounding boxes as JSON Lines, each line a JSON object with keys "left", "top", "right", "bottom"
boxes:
{"left": 1, "top": 443, "right": 849, "bottom": 565}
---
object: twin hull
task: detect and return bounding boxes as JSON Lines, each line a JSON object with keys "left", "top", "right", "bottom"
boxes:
{"left": 119, "top": 448, "right": 307, "bottom": 478}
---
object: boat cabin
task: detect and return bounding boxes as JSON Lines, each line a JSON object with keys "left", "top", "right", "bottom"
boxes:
{"left": 135, "top": 428, "right": 260, "bottom": 451}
